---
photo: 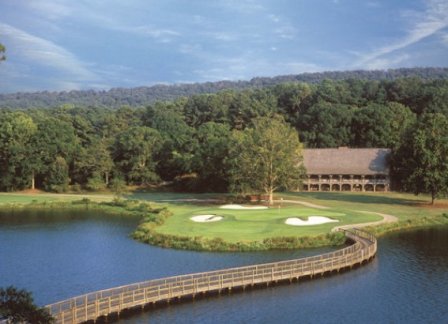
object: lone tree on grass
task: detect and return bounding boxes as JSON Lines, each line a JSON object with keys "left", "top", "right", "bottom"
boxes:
{"left": 391, "top": 113, "right": 448, "bottom": 205}
{"left": 228, "top": 115, "right": 305, "bottom": 205}
{"left": 0, "top": 286, "right": 54, "bottom": 323}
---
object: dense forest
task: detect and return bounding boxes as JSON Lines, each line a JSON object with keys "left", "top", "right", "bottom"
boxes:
{"left": 1, "top": 67, "right": 448, "bottom": 109}
{"left": 1, "top": 77, "right": 448, "bottom": 198}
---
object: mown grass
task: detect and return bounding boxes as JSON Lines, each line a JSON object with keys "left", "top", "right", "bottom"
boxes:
{"left": 0, "top": 194, "right": 63, "bottom": 204}
{"left": 279, "top": 191, "right": 448, "bottom": 222}
{"left": 0, "top": 192, "right": 113, "bottom": 206}
{"left": 2, "top": 191, "right": 447, "bottom": 251}
{"left": 153, "top": 204, "right": 380, "bottom": 242}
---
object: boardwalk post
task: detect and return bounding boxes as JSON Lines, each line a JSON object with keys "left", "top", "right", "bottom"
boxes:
{"left": 71, "top": 303, "right": 75, "bottom": 323}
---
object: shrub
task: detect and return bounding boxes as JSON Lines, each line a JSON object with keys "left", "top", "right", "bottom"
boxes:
{"left": 86, "top": 176, "right": 106, "bottom": 191}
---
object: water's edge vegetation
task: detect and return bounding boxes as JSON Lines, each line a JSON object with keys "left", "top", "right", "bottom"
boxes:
{"left": 1, "top": 197, "right": 448, "bottom": 252}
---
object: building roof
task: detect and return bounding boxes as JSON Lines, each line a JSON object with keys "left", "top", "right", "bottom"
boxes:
{"left": 303, "top": 147, "right": 391, "bottom": 175}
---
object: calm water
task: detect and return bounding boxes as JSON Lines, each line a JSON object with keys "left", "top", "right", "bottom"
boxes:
{"left": 0, "top": 209, "right": 447, "bottom": 323}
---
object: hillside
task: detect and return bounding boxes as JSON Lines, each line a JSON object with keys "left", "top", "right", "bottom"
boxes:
{"left": 1, "top": 67, "right": 447, "bottom": 109}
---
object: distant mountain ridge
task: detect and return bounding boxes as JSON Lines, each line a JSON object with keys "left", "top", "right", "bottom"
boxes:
{"left": 1, "top": 67, "right": 448, "bottom": 109}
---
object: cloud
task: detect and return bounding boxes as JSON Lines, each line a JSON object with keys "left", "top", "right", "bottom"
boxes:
{"left": 274, "top": 25, "right": 298, "bottom": 39}
{"left": 442, "top": 33, "right": 448, "bottom": 45}
{"left": 365, "top": 1, "right": 381, "bottom": 8}
{"left": 355, "top": 0, "right": 448, "bottom": 68}
{"left": 26, "top": 0, "right": 72, "bottom": 20}
{"left": 0, "top": 23, "right": 100, "bottom": 86}
{"left": 269, "top": 14, "right": 280, "bottom": 23}
{"left": 119, "top": 26, "right": 181, "bottom": 43}
{"left": 191, "top": 53, "right": 325, "bottom": 82}
{"left": 216, "top": 0, "right": 265, "bottom": 14}
{"left": 363, "top": 54, "right": 411, "bottom": 70}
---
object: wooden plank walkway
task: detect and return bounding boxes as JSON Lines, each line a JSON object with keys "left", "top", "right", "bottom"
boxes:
{"left": 46, "top": 228, "right": 377, "bottom": 324}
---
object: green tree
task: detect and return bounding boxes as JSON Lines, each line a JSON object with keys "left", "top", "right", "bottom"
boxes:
{"left": 44, "top": 156, "right": 70, "bottom": 192}
{"left": 352, "top": 102, "right": 415, "bottom": 147}
{"left": 193, "top": 122, "right": 232, "bottom": 191}
{"left": 145, "top": 103, "right": 197, "bottom": 180}
{"left": 0, "top": 286, "right": 53, "bottom": 323}
{"left": 391, "top": 113, "right": 448, "bottom": 204}
{"left": 109, "top": 177, "right": 127, "bottom": 198}
{"left": 228, "top": 115, "right": 305, "bottom": 204}
{"left": 0, "top": 112, "right": 37, "bottom": 191}
{"left": 74, "top": 138, "right": 114, "bottom": 187}
{"left": 273, "top": 82, "right": 312, "bottom": 124}
{"left": 113, "top": 126, "right": 162, "bottom": 185}
{"left": 0, "top": 43, "right": 5, "bottom": 61}
{"left": 298, "top": 102, "right": 354, "bottom": 148}
{"left": 30, "top": 117, "right": 79, "bottom": 190}
{"left": 228, "top": 90, "right": 278, "bottom": 130}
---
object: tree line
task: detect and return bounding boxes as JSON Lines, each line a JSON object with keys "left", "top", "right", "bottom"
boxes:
{"left": 0, "top": 78, "right": 447, "bottom": 201}
{"left": 1, "top": 67, "right": 448, "bottom": 109}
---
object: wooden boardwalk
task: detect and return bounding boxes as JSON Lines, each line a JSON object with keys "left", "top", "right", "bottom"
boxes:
{"left": 46, "top": 228, "right": 377, "bottom": 324}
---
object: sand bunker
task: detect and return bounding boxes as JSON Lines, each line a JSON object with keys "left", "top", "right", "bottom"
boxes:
{"left": 285, "top": 216, "right": 339, "bottom": 226}
{"left": 190, "top": 215, "right": 223, "bottom": 222}
{"left": 219, "top": 204, "right": 268, "bottom": 210}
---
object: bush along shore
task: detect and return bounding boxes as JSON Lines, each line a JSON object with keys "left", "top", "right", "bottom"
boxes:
{"left": 2, "top": 197, "right": 448, "bottom": 252}
{"left": 0, "top": 198, "right": 345, "bottom": 251}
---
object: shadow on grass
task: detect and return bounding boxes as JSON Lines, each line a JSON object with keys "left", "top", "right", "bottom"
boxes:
{"left": 285, "top": 192, "right": 425, "bottom": 206}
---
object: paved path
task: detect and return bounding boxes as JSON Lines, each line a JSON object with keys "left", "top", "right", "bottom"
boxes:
{"left": 275, "top": 199, "right": 330, "bottom": 209}
{"left": 273, "top": 198, "right": 398, "bottom": 231}
{"left": 331, "top": 211, "right": 398, "bottom": 232}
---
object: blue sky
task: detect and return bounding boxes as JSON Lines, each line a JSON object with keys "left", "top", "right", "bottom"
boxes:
{"left": 0, "top": 0, "right": 447, "bottom": 93}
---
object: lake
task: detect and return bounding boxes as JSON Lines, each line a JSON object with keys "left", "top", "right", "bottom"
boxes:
{"left": 0, "top": 209, "right": 447, "bottom": 323}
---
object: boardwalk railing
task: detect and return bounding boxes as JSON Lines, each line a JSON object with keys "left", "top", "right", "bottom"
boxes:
{"left": 46, "top": 228, "right": 377, "bottom": 324}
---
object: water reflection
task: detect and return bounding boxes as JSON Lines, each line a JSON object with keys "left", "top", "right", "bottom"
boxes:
{"left": 1, "top": 210, "right": 447, "bottom": 323}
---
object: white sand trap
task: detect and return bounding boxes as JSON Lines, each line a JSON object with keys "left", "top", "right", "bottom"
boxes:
{"left": 285, "top": 216, "right": 339, "bottom": 226}
{"left": 219, "top": 204, "right": 268, "bottom": 210}
{"left": 190, "top": 215, "right": 223, "bottom": 222}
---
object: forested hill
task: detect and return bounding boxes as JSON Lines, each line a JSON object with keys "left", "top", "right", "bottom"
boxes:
{"left": 1, "top": 67, "right": 448, "bottom": 109}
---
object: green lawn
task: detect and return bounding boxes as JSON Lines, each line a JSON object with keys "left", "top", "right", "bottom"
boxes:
{"left": 0, "top": 194, "right": 63, "bottom": 204}
{"left": 152, "top": 203, "right": 381, "bottom": 242}
{"left": 2, "top": 191, "right": 447, "bottom": 245}
{"left": 279, "top": 191, "right": 448, "bottom": 222}
{"left": 0, "top": 192, "right": 112, "bottom": 205}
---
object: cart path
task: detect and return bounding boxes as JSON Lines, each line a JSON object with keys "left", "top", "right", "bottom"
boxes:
{"left": 275, "top": 199, "right": 330, "bottom": 209}
{"left": 331, "top": 211, "right": 398, "bottom": 232}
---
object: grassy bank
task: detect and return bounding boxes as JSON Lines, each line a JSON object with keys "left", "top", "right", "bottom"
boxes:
{"left": 1, "top": 191, "right": 447, "bottom": 252}
{"left": 365, "top": 214, "right": 448, "bottom": 236}
{"left": 132, "top": 204, "right": 348, "bottom": 251}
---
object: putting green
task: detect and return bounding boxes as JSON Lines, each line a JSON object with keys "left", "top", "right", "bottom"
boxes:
{"left": 153, "top": 203, "right": 381, "bottom": 242}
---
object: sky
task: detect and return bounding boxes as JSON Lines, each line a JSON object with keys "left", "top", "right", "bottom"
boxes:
{"left": 0, "top": 0, "right": 447, "bottom": 94}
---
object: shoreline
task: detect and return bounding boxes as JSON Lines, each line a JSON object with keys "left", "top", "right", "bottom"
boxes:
{"left": 1, "top": 193, "right": 447, "bottom": 252}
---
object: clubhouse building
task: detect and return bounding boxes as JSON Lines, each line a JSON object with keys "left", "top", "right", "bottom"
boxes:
{"left": 302, "top": 147, "right": 391, "bottom": 192}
